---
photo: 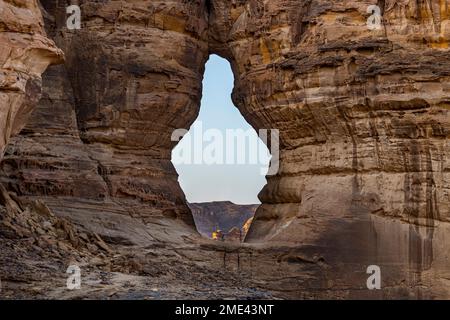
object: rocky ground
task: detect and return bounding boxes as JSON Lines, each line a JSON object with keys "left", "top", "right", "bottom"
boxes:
{"left": 0, "top": 191, "right": 275, "bottom": 300}
{"left": 2, "top": 189, "right": 450, "bottom": 300}
{"left": 0, "top": 193, "right": 264, "bottom": 300}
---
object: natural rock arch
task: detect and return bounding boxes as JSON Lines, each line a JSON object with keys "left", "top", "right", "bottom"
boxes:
{"left": 0, "top": 0, "right": 62, "bottom": 161}
{"left": 209, "top": 0, "right": 450, "bottom": 242}
{"left": 1, "top": 0, "right": 449, "bottom": 245}
{"left": 1, "top": 0, "right": 450, "bottom": 300}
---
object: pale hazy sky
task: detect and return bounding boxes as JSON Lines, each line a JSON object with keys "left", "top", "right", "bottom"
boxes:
{"left": 172, "top": 55, "right": 270, "bottom": 204}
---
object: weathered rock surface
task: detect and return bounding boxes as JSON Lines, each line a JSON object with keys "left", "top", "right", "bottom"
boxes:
{"left": 1, "top": 0, "right": 212, "bottom": 225}
{"left": 1, "top": 0, "right": 450, "bottom": 299}
{"left": 206, "top": 0, "right": 450, "bottom": 241}
{"left": 212, "top": 0, "right": 450, "bottom": 298}
{"left": 0, "top": 0, "right": 63, "bottom": 160}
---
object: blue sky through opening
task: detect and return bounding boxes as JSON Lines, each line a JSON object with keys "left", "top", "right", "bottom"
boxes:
{"left": 172, "top": 55, "right": 270, "bottom": 204}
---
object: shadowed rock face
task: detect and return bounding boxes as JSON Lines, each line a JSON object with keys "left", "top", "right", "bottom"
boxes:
{"left": 0, "top": 0, "right": 450, "bottom": 299}
{"left": 1, "top": 0, "right": 212, "bottom": 225}
{"left": 206, "top": 0, "right": 450, "bottom": 242}
{"left": 206, "top": 1, "right": 450, "bottom": 298}
{"left": 4, "top": 0, "right": 448, "bottom": 237}
{"left": 0, "top": 0, "right": 63, "bottom": 160}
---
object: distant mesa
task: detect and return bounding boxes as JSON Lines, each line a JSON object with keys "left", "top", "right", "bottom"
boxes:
{"left": 189, "top": 202, "right": 258, "bottom": 242}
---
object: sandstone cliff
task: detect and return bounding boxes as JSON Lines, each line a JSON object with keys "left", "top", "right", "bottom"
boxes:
{"left": 0, "top": 0, "right": 62, "bottom": 160}
{"left": 1, "top": 0, "right": 450, "bottom": 299}
{"left": 206, "top": 0, "right": 450, "bottom": 242}
{"left": 1, "top": 0, "right": 212, "bottom": 226}
{"left": 4, "top": 1, "right": 449, "bottom": 239}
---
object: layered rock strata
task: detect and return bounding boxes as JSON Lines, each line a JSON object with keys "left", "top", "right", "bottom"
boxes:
{"left": 206, "top": 0, "right": 450, "bottom": 241}
{"left": 0, "top": 0, "right": 62, "bottom": 161}
{"left": 0, "top": 0, "right": 450, "bottom": 299}
{"left": 208, "top": 0, "right": 450, "bottom": 297}
{"left": 5, "top": 0, "right": 448, "bottom": 238}
{"left": 2, "top": 0, "right": 213, "bottom": 225}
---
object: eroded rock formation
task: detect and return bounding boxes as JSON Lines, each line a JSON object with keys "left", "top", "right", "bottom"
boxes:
{"left": 189, "top": 201, "right": 257, "bottom": 239}
{"left": 1, "top": 0, "right": 450, "bottom": 299}
{"left": 1, "top": 0, "right": 212, "bottom": 225}
{"left": 0, "top": 0, "right": 62, "bottom": 160}
{"left": 205, "top": 0, "right": 450, "bottom": 242}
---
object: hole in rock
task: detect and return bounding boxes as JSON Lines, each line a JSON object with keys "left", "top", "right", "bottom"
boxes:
{"left": 172, "top": 55, "right": 271, "bottom": 242}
